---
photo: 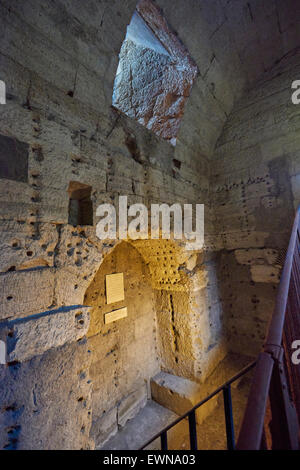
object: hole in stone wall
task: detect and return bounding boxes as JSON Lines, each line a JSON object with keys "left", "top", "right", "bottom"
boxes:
{"left": 173, "top": 159, "right": 181, "bottom": 169}
{"left": 67, "top": 181, "right": 93, "bottom": 226}
{"left": 7, "top": 266, "right": 16, "bottom": 272}
{"left": 112, "top": 0, "right": 198, "bottom": 146}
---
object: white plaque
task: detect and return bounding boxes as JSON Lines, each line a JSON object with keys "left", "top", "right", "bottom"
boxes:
{"left": 106, "top": 273, "right": 125, "bottom": 304}
{"left": 105, "top": 307, "right": 128, "bottom": 325}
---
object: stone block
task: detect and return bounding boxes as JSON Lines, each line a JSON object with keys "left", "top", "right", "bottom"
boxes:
{"left": 0, "top": 221, "right": 58, "bottom": 274}
{"left": 0, "top": 339, "right": 93, "bottom": 450}
{"left": 151, "top": 371, "right": 218, "bottom": 425}
{"left": 0, "top": 268, "right": 55, "bottom": 321}
{"left": 250, "top": 265, "right": 280, "bottom": 283}
{"left": 235, "top": 248, "right": 279, "bottom": 266}
{"left": 1, "top": 305, "right": 90, "bottom": 363}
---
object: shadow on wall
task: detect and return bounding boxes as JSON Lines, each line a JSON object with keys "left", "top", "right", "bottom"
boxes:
{"left": 112, "top": 0, "right": 198, "bottom": 146}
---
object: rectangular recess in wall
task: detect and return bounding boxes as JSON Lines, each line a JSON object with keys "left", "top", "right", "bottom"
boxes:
{"left": 106, "top": 273, "right": 125, "bottom": 304}
{"left": 0, "top": 134, "right": 29, "bottom": 182}
{"left": 105, "top": 307, "right": 127, "bottom": 325}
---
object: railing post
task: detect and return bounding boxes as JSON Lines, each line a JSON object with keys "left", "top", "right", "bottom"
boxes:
{"left": 161, "top": 431, "right": 168, "bottom": 451}
{"left": 223, "top": 384, "right": 235, "bottom": 450}
{"left": 188, "top": 410, "right": 198, "bottom": 450}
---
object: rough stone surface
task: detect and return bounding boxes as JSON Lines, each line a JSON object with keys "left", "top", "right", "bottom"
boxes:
{"left": 0, "top": 340, "right": 93, "bottom": 450}
{"left": 90, "top": 406, "right": 118, "bottom": 448}
{"left": 151, "top": 371, "right": 209, "bottom": 424}
{"left": 0, "top": 268, "right": 55, "bottom": 321}
{"left": 117, "top": 384, "right": 148, "bottom": 428}
{"left": 0, "top": 221, "right": 59, "bottom": 274}
{"left": 113, "top": 1, "right": 198, "bottom": 145}
{"left": 211, "top": 51, "right": 300, "bottom": 355}
{"left": 0, "top": 0, "right": 300, "bottom": 451}
{"left": 0, "top": 305, "right": 90, "bottom": 363}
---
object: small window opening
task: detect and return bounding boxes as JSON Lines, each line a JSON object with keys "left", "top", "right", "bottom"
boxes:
{"left": 68, "top": 181, "right": 93, "bottom": 226}
{"left": 112, "top": 0, "right": 198, "bottom": 146}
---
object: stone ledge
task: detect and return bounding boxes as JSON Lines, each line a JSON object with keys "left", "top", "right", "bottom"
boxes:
{"left": 0, "top": 305, "right": 91, "bottom": 363}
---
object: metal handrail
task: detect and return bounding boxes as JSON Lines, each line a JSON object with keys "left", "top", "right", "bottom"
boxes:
{"left": 139, "top": 361, "right": 256, "bottom": 450}
{"left": 237, "top": 207, "right": 300, "bottom": 450}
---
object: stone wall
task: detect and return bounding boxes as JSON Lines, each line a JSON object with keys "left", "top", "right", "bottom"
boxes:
{"left": 0, "top": 322, "right": 93, "bottom": 450}
{"left": 0, "top": 0, "right": 211, "bottom": 449}
{"left": 210, "top": 50, "right": 300, "bottom": 356}
{"left": 0, "top": 0, "right": 299, "bottom": 450}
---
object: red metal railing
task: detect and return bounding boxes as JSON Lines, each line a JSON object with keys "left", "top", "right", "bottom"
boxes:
{"left": 237, "top": 207, "right": 300, "bottom": 450}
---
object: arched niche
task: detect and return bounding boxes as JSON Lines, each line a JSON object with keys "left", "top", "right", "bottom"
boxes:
{"left": 84, "top": 241, "right": 159, "bottom": 444}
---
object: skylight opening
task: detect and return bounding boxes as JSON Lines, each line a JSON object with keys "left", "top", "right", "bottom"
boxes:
{"left": 112, "top": 0, "right": 198, "bottom": 146}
